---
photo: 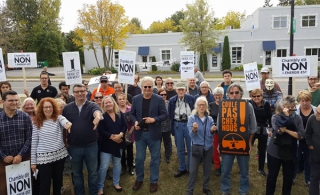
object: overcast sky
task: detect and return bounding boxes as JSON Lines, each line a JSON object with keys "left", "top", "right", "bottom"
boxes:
{"left": 1, "top": 0, "right": 278, "bottom": 32}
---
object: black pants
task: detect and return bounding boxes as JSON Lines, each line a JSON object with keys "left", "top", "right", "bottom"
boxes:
{"left": 253, "top": 133, "right": 268, "bottom": 170}
{"left": 266, "top": 154, "right": 295, "bottom": 195}
{"left": 310, "top": 157, "right": 320, "bottom": 195}
{"left": 121, "top": 142, "right": 134, "bottom": 167}
{"left": 37, "top": 158, "right": 66, "bottom": 195}
{"left": 161, "top": 131, "right": 172, "bottom": 159}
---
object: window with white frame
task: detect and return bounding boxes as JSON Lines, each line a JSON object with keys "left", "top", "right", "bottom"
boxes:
{"left": 301, "top": 15, "right": 316, "bottom": 27}
{"left": 161, "top": 49, "right": 171, "bottom": 61}
{"left": 114, "top": 51, "right": 119, "bottom": 66}
{"left": 277, "top": 49, "right": 287, "bottom": 57}
{"left": 231, "top": 47, "right": 242, "bottom": 64}
{"left": 272, "top": 16, "right": 288, "bottom": 29}
{"left": 306, "top": 48, "right": 320, "bottom": 62}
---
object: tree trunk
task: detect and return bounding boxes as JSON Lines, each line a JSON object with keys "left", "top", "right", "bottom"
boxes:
{"left": 91, "top": 43, "right": 100, "bottom": 69}
{"left": 102, "top": 46, "right": 108, "bottom": 70}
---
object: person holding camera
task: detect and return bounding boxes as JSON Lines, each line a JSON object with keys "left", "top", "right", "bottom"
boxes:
{"left": 168, "top": 82, "right": 195, "bottom": 178}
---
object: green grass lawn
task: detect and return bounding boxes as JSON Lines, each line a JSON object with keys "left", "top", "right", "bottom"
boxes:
{"left": 61, "top": 139, "right": 309, "bottom": 195}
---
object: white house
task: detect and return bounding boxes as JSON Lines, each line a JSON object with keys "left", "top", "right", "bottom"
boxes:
{"left": 84, "top": 5, "right": 320, "bottom": 72}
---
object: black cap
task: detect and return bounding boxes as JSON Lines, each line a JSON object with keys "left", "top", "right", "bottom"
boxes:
{"left": 100, "top": 76, "right": 108, "bottom": 81}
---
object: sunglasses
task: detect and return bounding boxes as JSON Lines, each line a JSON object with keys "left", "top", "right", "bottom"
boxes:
{"left": 143, "top": 86, "right": 152, "bottom": 89}
{"left": 252, "top": 95, "right": 261, "bottom": 98}
{"left": 100, "top": 81, "right": 108, "bottom": 83}
{"left": 160, "top": 94, "right": 167, "bottom": 96}
{"left": 166, "top": 82, "right": 174, "bottom": 85}
{"left": 94, "top": 96, "right": 103, "bottom": 99}
{"left": 229, "top": 91, "right": 240, "bottom": 95}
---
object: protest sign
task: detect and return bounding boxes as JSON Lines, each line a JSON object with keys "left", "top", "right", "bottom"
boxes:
{"left": 180, "top": 51, "right": 194, "bottom": 79}
{"left": 218, "top": 99, "right": 250, "bottom": 155}
{"left": 243, "top": 62, "right": 260, "bottom": 91}
{"left": 62, "top": 52, "right": 82, "bottom": 85}
{"left": 88, "top": 74, "right": 117, "bottom": 85}
{"left": 6, "top": 160, "right": 32, "bottom": 195}
{"left": 271, "top": 56, "right": 314, "bottom": 77}
{"left": 7, "top": 53, "right": 37, "bottom": 68}
{"left": 0, "top": 48, "right": 6, "bottom": 81}
{"left": 118, "top": 50, "right": 136, "bottom": 85}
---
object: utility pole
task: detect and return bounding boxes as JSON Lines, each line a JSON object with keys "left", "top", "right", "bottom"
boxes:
{"left": 288, "top": 0, "right": 294, "bottom": 95}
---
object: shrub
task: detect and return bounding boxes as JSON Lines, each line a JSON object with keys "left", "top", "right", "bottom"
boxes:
{"left": 171, "top": 62, "right": 180, "bottom": 72}
{"left": 199, "top": 53, "right": 208, "bottom": 71}
{"left": 88, "top": 67, "right": 105, "bottom": 75}
{"left": 233, "top": 65, "right": 244, "bottom": 71}
{"left": 110, "top": 66, "right": 118, "bottom": 74}
{"left": 151, "top": 65, "right": 157, "bottom": 71}
{"left": 221, "top": 36, "right": 231, "bottom": 70}
{"left": 152, "top": 56, "right": 156, "bottom": 62}
{"left": 257, "top": 64, "right": 263, "bottom": 70}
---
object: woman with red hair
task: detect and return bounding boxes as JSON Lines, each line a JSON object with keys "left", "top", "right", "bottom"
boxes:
{"left": 31, "top": 97, "right": 72, "bottom": 195}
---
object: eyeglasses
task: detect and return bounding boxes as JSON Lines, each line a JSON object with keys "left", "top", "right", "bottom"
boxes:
{"left": 143, "top": 86, "right": 152, "bottom": 89}
{"left": 100, "top": 80, "right": 108, "bottom": 83}
{"left": 214, "top": 94, "right": 222, "bottom": 96}
{"left": 43, "top": 106, "right": 53, "bottom": 110}
{"left": 73, "top": 90, "right": 86, "bottom": 94}
{"left": 166, "top": 82, "right": 174, "bottom": 85}
{"left": 6, "top": 99, "right": 19, "bottom": 102}
{"left": 160, "top": 94, "right": 167, "bottom": 96}
{"left": 229, "top": 91, "right": 240, "bottom": 95}
{"left": 201, "top": 86, "right": 208, "bottom": 89}
{"left": 198, "top": 104, "right": 206, "bottom": 107}
{"left": 308, "top": 78, "right": 319, "bottom": 81}
{"left": 40, "top": 78, "right": 48, "bottom": 80}
{"left": 252, "top": 95, "right": 261, "bottom": 98}
{"left": 94, "top": 96, "right": 103, "bottom": 99}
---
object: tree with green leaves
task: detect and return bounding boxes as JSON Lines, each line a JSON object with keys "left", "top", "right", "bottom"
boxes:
{"left": 278, "top": 0, "right": 291, "bottom": 6}
{"left": 180, "top": 0, "right": 219, "bottom": 73}
{"left": 221, "top": 36, "right": 231, "bottom": 70}
{"left": 198, "top": 53, "right": 208, "bottom": 71}
{"left": 295, "top": 0, "right": 320, "bottom": 4}
{"left": 169, "top": 10, "right": 185, "bottom": 32}
{"left": 263, "top": 0, "right": 273, "bottom": 7}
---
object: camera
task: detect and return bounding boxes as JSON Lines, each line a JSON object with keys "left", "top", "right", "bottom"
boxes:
{"left": 179, "top": 113, "right": 188, "bottom": 122}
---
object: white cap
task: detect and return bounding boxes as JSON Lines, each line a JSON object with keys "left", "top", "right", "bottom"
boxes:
{"left": 261, "top": 67, "right": 270, "bottom": 73}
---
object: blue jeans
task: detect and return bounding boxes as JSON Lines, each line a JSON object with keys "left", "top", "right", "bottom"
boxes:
{"left": 174, "top": 121, "right": 191, "bottom": 171}
{"left": 220, "top": 154, "right": 250, "bottom": 194}
{"left": 68, "top": 143, "right": 98, "bottom": 195}
{"left": 293, "top": 141, "right": 310, "bottom": 183}
{"left": 135, "top": 131, "right": 161, "bottom": 183}
{"left": 98, "top": 150, "right": 122, "bottom": 190}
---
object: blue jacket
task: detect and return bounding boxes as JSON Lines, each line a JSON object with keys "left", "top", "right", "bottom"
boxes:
{"left": 129, "top": 93, "right": 167, "bottom": 141}
{"left": 187, "top": 114, "right": 215, "bottom": 151}
{"left": 194, "top": 92, "right": 215, "bottom": 104}
{"left": 168, "top": 94, "right": 195, "bottom": 135}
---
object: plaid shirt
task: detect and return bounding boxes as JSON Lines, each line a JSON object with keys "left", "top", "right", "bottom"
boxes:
{"left": 263, "top": 89, "right": 283, "bottom": 111}
{"left": 0, "top": 110, "right": 32, "bottom": 160}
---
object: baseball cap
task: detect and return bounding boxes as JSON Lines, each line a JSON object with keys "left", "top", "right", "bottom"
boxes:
{"left": 176, "top": 82, "right": 186, "bottom": 89}
{"left": 261, "top": 67, "right": 270, "bottom": 73}
{"left": 100, "top": 76, "right": 109, "bottom": 81}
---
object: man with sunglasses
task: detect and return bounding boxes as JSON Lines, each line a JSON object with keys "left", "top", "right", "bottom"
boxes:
{"left": 219, "top": 83, "right": 256, "bottom": 195}
{"left": 130, "top": 76, "right": 167, "bottom": 193}
{"left": 165, "top": 78, "right": 177, "bottom": 100}
{"left": 168, "top": 82, "right": 195, "bottom": 178}
{"left": 90, "top": 76, "right": 115, "bottom": 100}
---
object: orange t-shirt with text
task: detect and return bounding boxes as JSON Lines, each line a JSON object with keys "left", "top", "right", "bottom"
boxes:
{"left": 90, "top": 87, "right": 115, "bottom": 100}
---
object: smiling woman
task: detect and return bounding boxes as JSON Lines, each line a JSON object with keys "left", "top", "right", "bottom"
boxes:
{"left": 31, "top": 97, "right": 72, "bottom": 195}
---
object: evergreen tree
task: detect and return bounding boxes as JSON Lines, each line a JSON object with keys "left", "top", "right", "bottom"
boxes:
{"left": 263, "top": 0, "right": 273, "bottom": 7}
{"left": 278, "top": 0, "right": 291, "bottom": 6}
{"left": 199, "top": 53, "right": 208, "bottom": 71}
{"left": 221, "top": 36, "right": 231, "bottom": 70}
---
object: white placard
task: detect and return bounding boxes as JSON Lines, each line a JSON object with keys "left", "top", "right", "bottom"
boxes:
{"left": 7, "top": 53, "right": 37, "bottom": 68}
{"left": 180, "top": 51, "right": 194, "bottom": 79}
{"left": 62, "top": 52, "right": 82, "bottom": 85}
{"left": 118, "top": 50, "right": 136, "bottom": 85}
{"left": 0, "top": 48, "right": 6, "bottom": 81}
{"left": 272, "top": 56, "right": 311, "bottom": 77}
{"left": 5, "top": 160, "right": 32, "bottom": 195}
{"left": 243, "top": 62, "right": 260, "bottom": 91}
{"left": 88, "top": 74, "right": 117, "bottom": 85}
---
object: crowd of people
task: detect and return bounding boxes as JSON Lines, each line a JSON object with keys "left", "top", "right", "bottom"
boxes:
{"left": 0, "top": 67, "right": 320, "bottom": 195}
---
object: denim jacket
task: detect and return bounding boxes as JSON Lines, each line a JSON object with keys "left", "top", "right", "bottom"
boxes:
{"left": 187, "top": 114, "right": 215, "bottom": 151}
